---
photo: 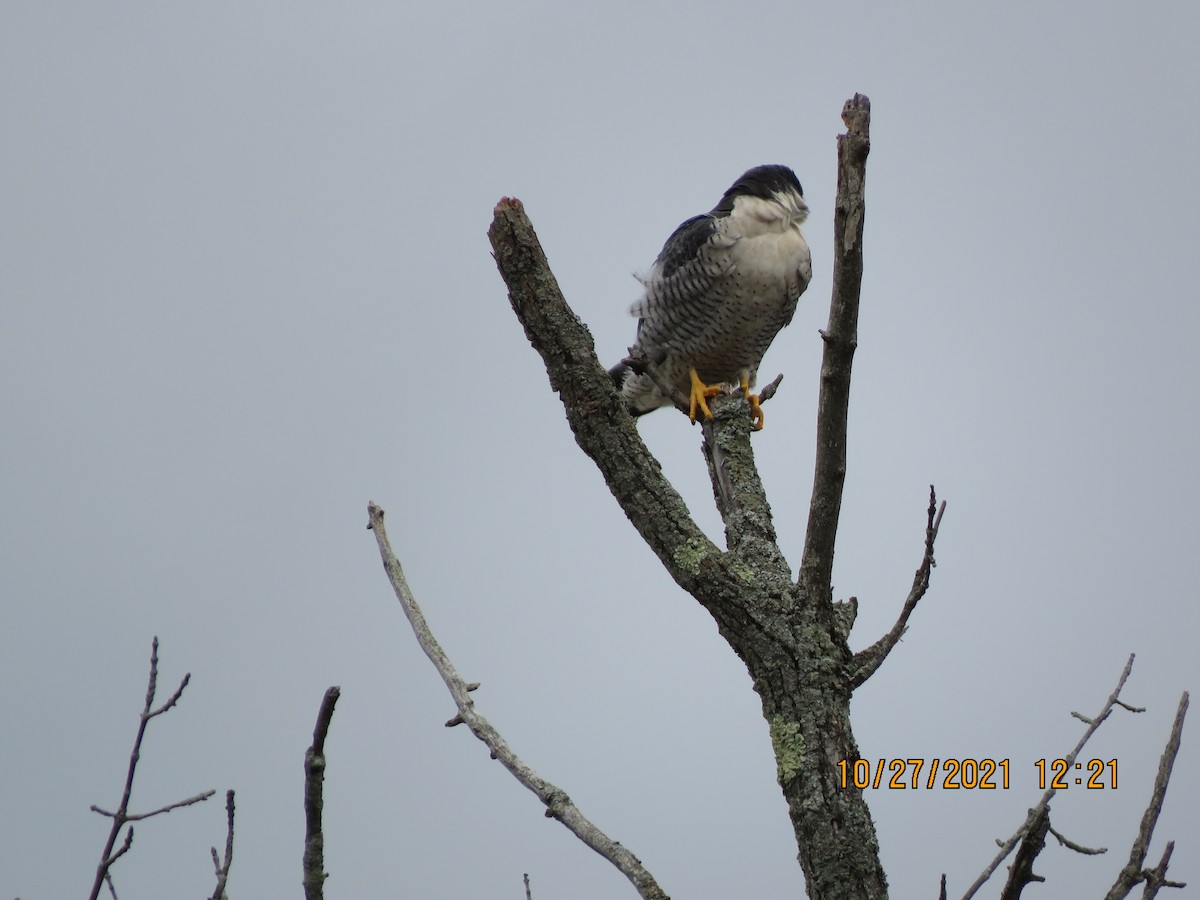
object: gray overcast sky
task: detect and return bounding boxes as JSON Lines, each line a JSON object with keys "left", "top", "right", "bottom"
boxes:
{"left": 2, "top": 2, "right": 1197, "bottom": 897}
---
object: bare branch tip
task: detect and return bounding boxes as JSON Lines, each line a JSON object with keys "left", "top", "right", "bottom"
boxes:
{"left": 494, "top": 196, "right": 525, "bottom": 216}
{"left": 842, "top": 93, "right": 871, "bottom": 120}
{"left": 366, "top": 501, "right": 384, "bottom": 529}
{"left": 1048, "top": 823, "right": 1106, "bottom": 855}
{"left": 758, "top": 373, "right": 784, "bottom": 403}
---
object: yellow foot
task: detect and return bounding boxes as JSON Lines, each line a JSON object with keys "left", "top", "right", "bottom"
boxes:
{"left": 741, "top": 376, "right": 764, "bottom": 431}
{"left": 688, "top": 368, "right": 722, "bottom": 423}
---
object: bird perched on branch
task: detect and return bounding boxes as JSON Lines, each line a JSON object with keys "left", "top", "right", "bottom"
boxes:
{"left": 609, "top": 164, "right": 812, "bottom": 431}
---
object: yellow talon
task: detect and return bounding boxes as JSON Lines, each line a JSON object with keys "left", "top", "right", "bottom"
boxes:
{"left": 741, "top": 376, "right": 764, "bottom": 431}
{"left": 688, "top": 368, "right": 722, "bottom": 423}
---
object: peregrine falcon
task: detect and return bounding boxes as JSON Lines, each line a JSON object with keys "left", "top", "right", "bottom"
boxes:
{"left": 609, "top": 165, "right": 812, "bottom": 431}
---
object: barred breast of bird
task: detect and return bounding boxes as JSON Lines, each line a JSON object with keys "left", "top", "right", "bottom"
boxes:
{"left": 613, "top": 165, "right": 812, "bottom": 422}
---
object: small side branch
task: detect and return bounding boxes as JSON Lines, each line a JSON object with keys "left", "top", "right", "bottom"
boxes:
{"left": 368, "top": 502, "right": 670, "bottom": 900}
{"left": 798, "top": 93, "right": 871, "bottom": 601}
{"left": 850, "top": 487, "right": 946, "bottom": 687}
{"left": 91, "top": 790, "right": 215, "bottom": 822}
{"left": 1048, "top": 825, "right": 1106, "bottom": 855}
{"left": 1103, "top": 691, "right": 1190, "bottom": 900}
{"left": 303, "top": 686, "right": 341, "bottom": 900}
{"left": 209, "top": 790, "right": 235, "bottom": 900}
{"left": 1143, "top": 842, "right": 1186, "bottom": 898}
{"left": 962, "top": 655, "right": 1140, "bottom": 900}
{"left": 87, "top": 638, "right": 214, "bottom": 900}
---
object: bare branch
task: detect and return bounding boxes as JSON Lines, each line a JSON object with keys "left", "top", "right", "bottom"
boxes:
{"left": 122, "top": 790, "right": 215, "bottom": 821}
{"left": 146, "top": 673, "right": 191, "bottom": 720}
{"left": 87, "top": 639, "right": 213, "bottom": 900}
{"left": 962, "top": 654, "right": 1140, "bottom": 899}
{"left": 798, "top": 92, "right": 870, "bottom": 601}
{"left": 94, "top": 794, "right": 217, "bottom": 824}
{"left": 488, "top": 198, "right": 721, "bottom": 597}
{"left": 1104, "top": 691, "right": 1190, "bottom": 900}
{"left": 304, "top": 686, "right": 341, "bottom": 900}
{"left": 849, "top": 487, "right": 946, "bottom": 687}
{"left": 1141, "top": 842, "right": 1186, "bottom": 898}
{"left": 757, "top": 372, "right": 784, "bottom": 404}
{"left": 1046, "top": 824, "right": 1106, "bottom": 855}
{"left": 108, "top": 827, "right": 133, "bottom": 867}
{"left": 367, "top": 502, "right": 670, "bottom": 900}
{"left": 209, "top": 790, "right": 235, "bottom": 900}
{"left": 524, "top": 872, "right": 533, "bottom": 900}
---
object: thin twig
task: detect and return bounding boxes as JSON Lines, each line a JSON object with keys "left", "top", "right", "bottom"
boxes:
{"left": 147, "top": 673, "right": 190, "bottom": 720}
{"left": 1048, "top": 824, "right": 1106, "bottom": 855}
{"left": 962, "top": 655, "right": 1140, "bottom": 900}
{"left": 109, "top": 828, "right": 133, "bottom": 867}
{"left": 367, "top": 502, "right": 670, "bottom": 900}
{"left": 757, "top": 372, "right": 784, "bottom": 404}
{"left": 850, "top": 487, "right": 946, "bottom": 686}
{"left": 303, "top": 686, "right": 342, "bottom": 900}
{"left": 91, "top": 789, "right": 216, "bottom": 821}
{"left": 1104, "top": 691, "right": 1190, "bottom": 899}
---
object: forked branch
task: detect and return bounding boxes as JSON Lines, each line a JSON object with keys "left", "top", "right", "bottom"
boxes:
{"left": 1103, "top": 691, "right": 1189, "bottom": 899}
{"left": 488, "top": 194, "right": 767, "bottom": 642}
{"left": 87, "top": 638, "right": 215, "bottom": 900}
{"left": 962, "top": 655, "right": 1142, "bottom": 899}
{"left": 368, "top": 502, "right": 670, "bottom": 900}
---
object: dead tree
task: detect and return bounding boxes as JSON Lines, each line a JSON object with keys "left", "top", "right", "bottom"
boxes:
{"left": 483, "top": 91, "right": 892, "bottom": 900}
{"left": 370, "top": 93, "right": 1187, "bottom": 898}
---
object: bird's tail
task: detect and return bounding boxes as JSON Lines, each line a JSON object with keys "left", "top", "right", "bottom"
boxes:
{"left": 607, "top": 360, "right": 632, "bottom": 391}
{"left": 607, "top": 360, "right": 662, "bottom": 417}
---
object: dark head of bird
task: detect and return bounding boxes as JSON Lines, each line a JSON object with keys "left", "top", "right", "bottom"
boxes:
{"left": 712, "top": 165, "right": 804, "bottom": 216}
